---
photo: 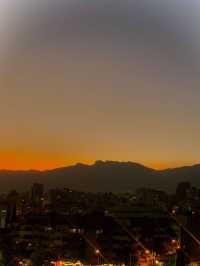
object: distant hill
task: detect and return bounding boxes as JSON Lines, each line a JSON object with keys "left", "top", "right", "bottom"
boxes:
{"left": 0, "top": 161, "right": 200, "bottom": 193}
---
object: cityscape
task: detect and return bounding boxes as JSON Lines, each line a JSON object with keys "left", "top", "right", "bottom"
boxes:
{"left": 0, "top": 180, "right": 200, "bottom": 265}
{"left": 1, "top": 0, "right": 200, "bottom": 265}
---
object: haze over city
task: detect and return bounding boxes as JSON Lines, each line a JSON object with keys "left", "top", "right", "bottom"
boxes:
{"left": 2, "top": 2, "right": 200, "bottom": 266}
{"left": 1, "top": 0, "right": 200, "bottom": 170}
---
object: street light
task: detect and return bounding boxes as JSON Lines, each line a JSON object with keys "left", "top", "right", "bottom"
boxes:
{"left": 145, "top": 249, "right": 150, "bottom": 255}
{"left": 95, "top": 249, "right": 101, "bottom": 264}
{"left": 95, "top": 249, "right": 100, "bottom": 255}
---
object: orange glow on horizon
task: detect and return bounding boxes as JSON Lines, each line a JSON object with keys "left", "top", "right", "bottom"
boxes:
{"left": 0, "top": 150, "right": 94, "bottom": 171}
{"left": 0, "top": 160, "right": 95, "bottom": 171}
{"left": 0, "top": 153, "right": 197, "bottom": 171}
{"left": 0, "top": 160, "right": 94, "bottom": 171}
{"left": 147, "top": 161, "right": 198, "bottom": 170}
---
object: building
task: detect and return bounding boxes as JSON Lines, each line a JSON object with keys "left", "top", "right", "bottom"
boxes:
{"left": 31, "top": 183, "right": 44, "bottom": 204}
{"left": 136, "top": 188, "right": 167, "bottom": 207}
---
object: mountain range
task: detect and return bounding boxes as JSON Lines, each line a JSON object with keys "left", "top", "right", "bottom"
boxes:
{"left": 0, "top": 160, "right": 200, "bottom": 193}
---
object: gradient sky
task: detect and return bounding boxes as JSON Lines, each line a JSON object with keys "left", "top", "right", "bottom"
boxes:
{"left": 1, "top": 0, "right": 200, "bottom": 170}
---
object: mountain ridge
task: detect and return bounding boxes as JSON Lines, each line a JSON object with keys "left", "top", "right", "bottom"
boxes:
{"left": 0, "top": 160, "right": 199, "bottom": 193}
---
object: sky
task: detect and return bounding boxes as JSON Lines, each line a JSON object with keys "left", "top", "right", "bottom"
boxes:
{"left": 0, "top": 0, "right": 200, "bottom": 170}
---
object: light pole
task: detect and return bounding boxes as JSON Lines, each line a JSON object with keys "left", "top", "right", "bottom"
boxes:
{"left": 95, "top": 249, "right": 100, "bottom": 265}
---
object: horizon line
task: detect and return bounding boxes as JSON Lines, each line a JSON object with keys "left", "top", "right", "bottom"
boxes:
{"left": 0, "top": 160, "right": 199, "bottom": 172}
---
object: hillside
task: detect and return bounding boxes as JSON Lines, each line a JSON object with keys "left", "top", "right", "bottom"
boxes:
{"left": 0, "top": 161, "right": 199, "bottom": 192}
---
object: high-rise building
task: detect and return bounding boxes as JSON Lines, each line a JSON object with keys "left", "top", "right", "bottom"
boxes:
{"left": 0, "top": 202, "right": 8, "bottom": 229}
{"left": 31, "top": 183, "right": 44, "bottom": 204}
{"left": 176, "top": 182, "right": 191, "bottom": 202}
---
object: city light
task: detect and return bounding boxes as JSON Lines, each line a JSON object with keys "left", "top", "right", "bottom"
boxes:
{"left": 145, "top": 250, "right": 150, "bottom": 255}
{"left": 95, "top": 249, "right": 100, "bottom": 255}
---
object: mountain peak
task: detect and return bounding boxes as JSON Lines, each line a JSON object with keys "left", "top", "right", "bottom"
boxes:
{"left": 0, "top": 161, "right": 199, "bottom": 193}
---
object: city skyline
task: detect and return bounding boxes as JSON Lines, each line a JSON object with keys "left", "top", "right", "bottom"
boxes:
{"left": 1, "top": 0, "right": 200, "bottom": 170}
{"left": 1, "top": 2, "right": 200, "bottom": 265}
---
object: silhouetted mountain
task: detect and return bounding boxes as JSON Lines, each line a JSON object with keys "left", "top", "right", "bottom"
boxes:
{"left": 0, "top": 161, "right": 199, "bottom": 192}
